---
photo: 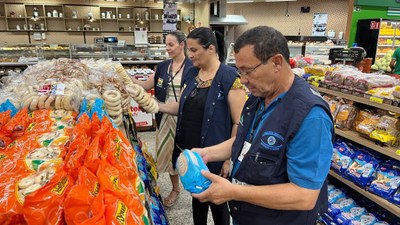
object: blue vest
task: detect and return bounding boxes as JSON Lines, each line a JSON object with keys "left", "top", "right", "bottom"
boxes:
{"left": 229, "top": 76, "right": 333, "bottom": 225}
{"left": 177, "top": 64, "right": 238, "bottom": 174}
{"left": 153, "top": 58, "right": 193, "bottom": 127}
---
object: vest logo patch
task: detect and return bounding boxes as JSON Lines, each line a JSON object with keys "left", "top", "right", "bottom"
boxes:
{"left": 156, "top": 78, "right": 164, "bottom": 88}
{"left": 217, "top": 90, "right": 225, "bottom": 100}
{"left": 261, "top": 131, "right": 284, "bottom": 151}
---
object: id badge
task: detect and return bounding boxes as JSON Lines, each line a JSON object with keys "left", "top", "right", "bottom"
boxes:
{"left": 238, "top": 141, "right": 251, "bottom": 162}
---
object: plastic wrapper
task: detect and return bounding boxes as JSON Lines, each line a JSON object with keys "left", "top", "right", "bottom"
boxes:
{"left": 335, "top": 104, "right": 359, "bottom": 130}
{"left": 366, "top": 87, "right": 395, "bottom": 100}
{"left": 0, "top": 172, "right": 32, "bottom": 224}
{"left": 355, "top": 114, "right": 380, "bottom": 136}
{"left": 104, "top": 192, "right": 145, "bottom": 225}
{"left": 0, "top": 99, "right": 18, "bottom": 117}
{"left": 176, "top": 150, "right": 211, "bottom": 194}
{"left": 326, "top": 198, "right": 356, "bottom": 219}
{"left": 64, "top": 166, "right": 106, "bottom": 225}
{"left": 344, "top": 151, "right": 380, "bottom": 188}
{"left": 22, "top": 168, "right": 74, "bottom": 225}
{"left": 22, "top": 80, "right": 83, "bottom": 113}
{"left": 356, "top": 74, "right": 397, "bottom": 92}
{"left": 331, "top": 140, "right": 356, "bottom": 174}
{"left": 353, "top": 110, "right": 374, "bottom": 130}
{"left": 97, "top": 160, "right": 146, "bottom": 222}
{"left": 1, "top": 107, "right": 29, "bottom": 139}
{"left": 369, "top": 164, "right": 400, "bottom": 200}
{"left": 0, "top": 110, "right": 11, "bottom": 130}
{"left": 369, "top": 115, "right": 399, "bottom": 145}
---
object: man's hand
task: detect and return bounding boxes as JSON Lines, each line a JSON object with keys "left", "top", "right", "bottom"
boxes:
{"left": 192, "top": 170, "right": 235, "bottom": 205}
{"left": 219, "top": 160, "right": 230, "bottom": 178}
{"left": 191, "top": 148, "right": 209, "bottom": 164}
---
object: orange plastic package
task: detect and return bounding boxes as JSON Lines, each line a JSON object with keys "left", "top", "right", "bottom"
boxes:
{"left": 1, "top": 108, "right": 29, "bottom": 139}
{"left": 91, "top": 114, "right": 113, "bottom": 140}
{"left": 104, "top": 192, "right": 144, "bottom": 225}
{"left": 28, "top": 109, "right": 52, "bottom": 123}
{"left": 0, "top": 110, "right": 11, "bottom": 130}
{"left": 22, "top": 168, "right": 74, "bottom": 225}
{"left": 71, "top": 113, "right": 92, "bottom": 142}
{"left": 0, "top": 133, "right": 12, "bottom": 151}
{"left": 64, "top": 137, "right": 89, "bottom": 180}
{"left": 84, "top": 135, "right": 103, "bottom": 175}
{"left": 0, "top": 172, "right": 32, "bottom": 224}
{"left": 97, "top": 160, "right": 144, "bottom": 216}
{"left": 103, "top": 129, "right": 138, "bottom": 180}
{"left": 64, "top": 166, "right": 106, "bottom": 225}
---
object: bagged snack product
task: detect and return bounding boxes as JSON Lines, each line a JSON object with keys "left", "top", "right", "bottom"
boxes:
{"left": 369, "top": 115, "right": 399, "bottom": 146}
{"left": 369, "top": 163, "right": 400, "bottom": 200}
{"left": 344, "top": 151, "right": 380, "bottom": 188}
{"left": 335, "top": 104, "right": 359, "bottom": 130}
{"left": 355, "top": 114, "right": 380, "bottom": 136}
{"left": 176, "top": 150, "right": 211, "bottom": 194}
{"left": 331, "top": 140, "right": 356, "bottom": 174}
{"left": 334, "top": 206, "right": 367, "bottom": 225}
{"left": 327, "top": 198, "right": 356, "bottom": 219}
{"left": 22, "top": 168, "right": 74, "bottom": 225}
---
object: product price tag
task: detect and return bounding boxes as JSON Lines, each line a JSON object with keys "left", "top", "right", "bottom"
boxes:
{"left": 369, "top": 96, "right": 383, "bottom": 104}
{"left": 396, "top": 149, "right": 400, "bottom": 156}
{"left": 311, "top": 81, "right": 319, "bottom": 87}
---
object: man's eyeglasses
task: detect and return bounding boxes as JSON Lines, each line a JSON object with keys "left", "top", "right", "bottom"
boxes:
{"left": 236, "top": 62, "right": 263, "bottom": 78}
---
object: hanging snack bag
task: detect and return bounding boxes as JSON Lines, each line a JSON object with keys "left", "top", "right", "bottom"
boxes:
{"left": 176, "top": 150, "right": 211, "bottom": 194}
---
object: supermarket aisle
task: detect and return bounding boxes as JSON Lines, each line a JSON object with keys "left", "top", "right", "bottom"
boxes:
{"left": 138, "top": 131, "right": 215, "bottom": 225}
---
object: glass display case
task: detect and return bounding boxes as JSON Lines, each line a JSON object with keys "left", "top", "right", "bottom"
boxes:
{"left": 108, "top": 45, "right": 149, "bottom": 61}
{"left": 148, "top": 44, "right": 167, "bottom": 60}
{"left": 305, "top": 43, "right": 337, "bottom": 64}
{"left": 70, "top": 44, "right": 109, "bottom": 59}
{"left": 0, "top": 45, "right": 42, "bottom": 63}
{"left": 40, "top": 44, "right": 70, "bottom": 60}
{"left": 288, "top": 42, "right": 304, "bottom": 57}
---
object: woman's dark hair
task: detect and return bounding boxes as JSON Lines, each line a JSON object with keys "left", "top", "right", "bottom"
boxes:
{"left": 234, "top": 26, "right": 290, "bottom": 64}
{"left": 167, "top": 30, "right": 187, "bottom": 56}
{"left": 187, "top": 27, "right": 226, "bottom": 63}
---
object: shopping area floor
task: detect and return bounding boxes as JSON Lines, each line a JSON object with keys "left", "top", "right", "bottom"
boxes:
{"left": 138, "top": 131, "right": 219, "bottom": 225}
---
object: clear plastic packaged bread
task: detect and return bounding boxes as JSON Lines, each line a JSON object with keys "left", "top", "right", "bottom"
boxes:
{"left": 335, "top": 103, "right": 359, "bottom": 130}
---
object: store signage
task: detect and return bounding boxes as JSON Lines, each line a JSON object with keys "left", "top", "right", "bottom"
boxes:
{"left": 130, "top": 95, "right": 153, "bottom": 127}
{"left": 163, "top": 2, "right": 177, "bottom": 31}
{"left": 370, "top": 21, "right": 380, "bottom": 30}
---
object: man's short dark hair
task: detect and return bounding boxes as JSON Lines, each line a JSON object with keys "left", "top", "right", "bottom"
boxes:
{"left": 234, "top": 26, "right": 290, "bottom": 64}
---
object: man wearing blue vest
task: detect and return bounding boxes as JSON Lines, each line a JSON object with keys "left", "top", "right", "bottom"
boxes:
{"left": 192, "top": 26, "right": 334, "bottom": 225}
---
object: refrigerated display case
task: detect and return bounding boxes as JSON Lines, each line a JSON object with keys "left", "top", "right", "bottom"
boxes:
{"left": 70, "top": 44, "right": 109, "bottom": 59}
{"left": 40, "top": 44, "right": 70, "bottom": 60}
{"left": 108, "top": 45, "right": 149, "bottom": 61}
{"left": 0, "top": 44, "right": 42, "bottom": 62}
{"left": 356, "top": 18, "right": 400, "bottom": 64}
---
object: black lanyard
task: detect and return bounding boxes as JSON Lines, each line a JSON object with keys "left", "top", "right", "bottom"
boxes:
{"left": 168, "top": 58, "right": 186, "bottom": 102}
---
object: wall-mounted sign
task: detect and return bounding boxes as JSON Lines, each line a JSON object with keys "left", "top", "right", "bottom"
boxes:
{"left": 312, "top": 13, "right": 328, "bottom": 36}
{"left": 163, "top": 2, "right": 177, "bottom": 31}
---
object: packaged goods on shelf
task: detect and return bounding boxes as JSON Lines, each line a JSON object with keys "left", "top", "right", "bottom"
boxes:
{"left": 319, "top": 183, "right": 394, "bottom": 225}
{"left": 335, "top": 103, "right": 359, "bottom": 130}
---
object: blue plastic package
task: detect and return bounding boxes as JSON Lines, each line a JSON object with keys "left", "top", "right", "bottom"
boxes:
{"left": 327, "top": 198, "right": 356, "bottom": 219}
{"left": 344, "top": 151, "right": 379, "bottom": 188}
{"left": 0, "top": 99, "right": 18, "bottom": 117}
{"left": 390, "top": 188, "right": 400, "bottom": 205}
{"left": 331, "top": 140, "right": 356, "bottom": 174}
{"left": 334, "top": 206, "right": 367, "bottom": 225}
{"left": 176, "top": 150, "right": 211, "bottom": 194}
{"left": 369, "top": 165, "right": 400, "bottom": 200}
{"left": 328, "top": 188, "right": 346, "bottom": 204}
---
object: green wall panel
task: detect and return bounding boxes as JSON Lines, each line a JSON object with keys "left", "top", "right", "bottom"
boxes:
{"left": 349, "top": 5, "right": 400, "bottom": 47}
{"left": 355, "top": 0, "right": 400, "bottom": 7}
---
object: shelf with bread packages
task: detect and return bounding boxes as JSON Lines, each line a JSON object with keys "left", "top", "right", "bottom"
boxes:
{"left": 328, "top": 170, "right": 400, "bottom": 217}
{"left": 0, "top": 59, "right": 167, "bottom": 224}
{"left": 303, "top": 68, "right": 400, "bottom": 223}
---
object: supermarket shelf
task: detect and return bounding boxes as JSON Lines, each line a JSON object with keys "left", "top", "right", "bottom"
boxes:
{"left": 377, "top": 45, "right": 394, "bottom": 47}
{"left": 379, "top": 36, "right": 396, "bottom": 38}
{"left": 316, "top": 87, "right": 400, "bottom": 114}
{"left": 329, "top": 170, "right": 400, "bottom": 217}
{"left": 119, "top": 60, "right": 162, "bottom": 64}
{"left": 0, "top": 62, "right": 38, "bottom": 66}
{"left": 335, "top": 129, "right": 400, "bottom": 161}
